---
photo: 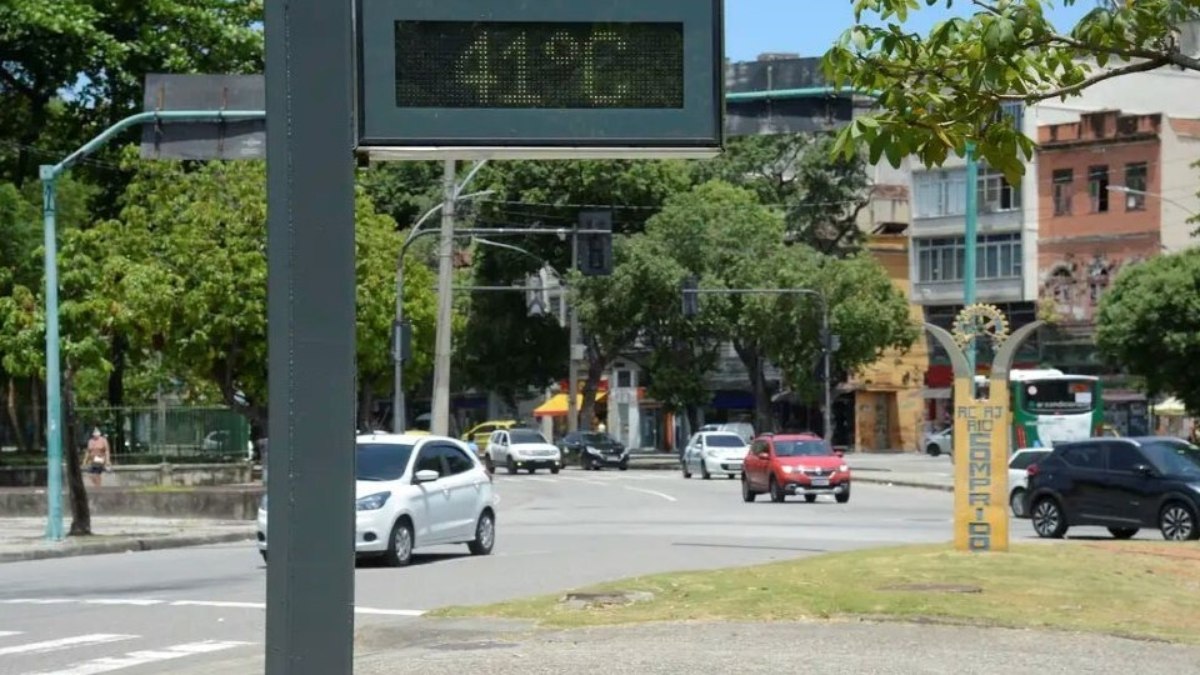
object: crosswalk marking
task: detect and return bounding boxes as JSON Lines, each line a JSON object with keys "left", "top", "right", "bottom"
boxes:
{"left": 29, "top": 640, "right": 252, "bottom": 675}
{"left": 0, "top": 634, "right": 135, "bottom": 657}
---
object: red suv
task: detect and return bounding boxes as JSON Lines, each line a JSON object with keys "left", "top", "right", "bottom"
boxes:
{"left": 741, "top": 433, "right": 851, "bottom": 504}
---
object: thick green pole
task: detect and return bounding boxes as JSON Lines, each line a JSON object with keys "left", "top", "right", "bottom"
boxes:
{"left": 964, "top": 141, "right": 979, "bottom": 378}
{"left": 40, "top": 167, "right": 64, "bottom": 542}
{"left": 39, "top": 109, "right": 264, "bottom": 542}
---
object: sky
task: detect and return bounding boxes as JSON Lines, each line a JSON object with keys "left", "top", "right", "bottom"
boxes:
{"left": 723, "top": 0, "right": 1097, "bottom": 62}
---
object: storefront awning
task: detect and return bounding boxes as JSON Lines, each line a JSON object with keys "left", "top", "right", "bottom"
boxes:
{"left": 1152, "top": 397, "right": 1187, "bottom": 417}
{"left": 533, "top": 392, "right": 607, "bottom": 418}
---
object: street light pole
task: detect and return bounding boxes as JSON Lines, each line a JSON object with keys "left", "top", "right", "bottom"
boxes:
{"left": 568, "top": 224, "right": 581, "bottom": 433}
{"left": 431, "top": 159, "right": 458, "bottom": 436}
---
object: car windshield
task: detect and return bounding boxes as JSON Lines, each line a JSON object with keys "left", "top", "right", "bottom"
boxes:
{"left": 580, "top": 432, "right": 611, "bottom": 444}
{"left": 509, "top": 430, "right": 548, "bottom": 444}
{"left": 1009, "top": 450, "right": 1050, "bottom": 470}
{"left": 1140, "top": 440, "right": 1200, "bottom": 478}
{"left": 774, "top": 440, "right": 830, "bottom": 457}
{"left": 705, "top": 434, "right": 745, "bottom": 448}
{"left": 356, "top": 443, "right": 415, "bottom": 481}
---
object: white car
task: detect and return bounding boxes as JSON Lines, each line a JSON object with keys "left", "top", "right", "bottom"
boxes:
{"left": 486, "top": 427, "right": 562, "bottom": 475}
{"left": 681, "top": 431, "right": 749, "bottom": 480}
{"left": 256, "top": 433, "right": 496, "bottom": 567}
{"left": 924, "top": 427, "right": 951, "bottom": 457}
{"left": 1008, "top": 447, "right": 1052, "bottom": 517}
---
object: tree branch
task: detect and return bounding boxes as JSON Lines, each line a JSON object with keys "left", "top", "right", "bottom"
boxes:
{"left": 996, "top": 54, "right": 1171, "bottom": 101}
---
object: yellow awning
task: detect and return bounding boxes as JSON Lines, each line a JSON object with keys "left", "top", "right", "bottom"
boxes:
{"left": 1152, "top": 397, "right": 1187, "bottom": 417}
{"left": 533, "top": 392, "right": 607, "bottom": 418}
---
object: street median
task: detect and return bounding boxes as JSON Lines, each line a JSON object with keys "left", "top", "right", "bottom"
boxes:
{"left": 0, "top": 528, "right": 255, "bottom": 563}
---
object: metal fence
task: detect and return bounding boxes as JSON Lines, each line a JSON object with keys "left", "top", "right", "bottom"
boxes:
{"left": 1, "top": 406, "right": 252, "bottom": 463}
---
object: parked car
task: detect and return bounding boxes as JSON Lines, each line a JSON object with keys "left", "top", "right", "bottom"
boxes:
{"left": 256, "top": 432, "right": 496, "bottom": 566}
{"left": 486, "top": 427, "right": 562, "bottom": 475}
{"left": 461, "top": 420, "right": 518, "bottom": 459}
{"left": 924, "top": 427, "right": 951, "bottom": 457}
{"left": 741, "top": 433, "right": 851, "bottom": 504}
{"left": 1008, "top": 448, "right": 1051, "bottom": 517}
{"left": 698, "top": 422, "right": 755, "bottom": 444}
{"left": 1026, "top": 436, "right": 1200, "bottom": 541}
{"left": 681, "top": 431, "right": 748, "bottom": 480}
{"left": 559, "top": 431, "right": 628, "bottom": 471}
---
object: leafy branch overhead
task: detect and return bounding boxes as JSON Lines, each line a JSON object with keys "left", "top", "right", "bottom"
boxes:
{"left": 823, "top": 0, "right": 1200, "bottom": 180}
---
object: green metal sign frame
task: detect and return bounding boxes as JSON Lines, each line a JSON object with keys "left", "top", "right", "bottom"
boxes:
{"left": 355, "top": 0, "right": 724, "bottom": 159}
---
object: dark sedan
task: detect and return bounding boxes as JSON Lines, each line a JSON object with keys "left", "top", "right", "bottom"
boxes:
{"left": 559, "top": 431, "right": 629, "bottom": 471}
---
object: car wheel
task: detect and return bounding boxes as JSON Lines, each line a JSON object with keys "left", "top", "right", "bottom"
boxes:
{"left": 835, "top": 488, "right": 850, "bottom": 504}
{"left": 1031, "top": 497, "right": 1068, "bottom": 539}
{"left": 384, "top": 518, "right": 414, "bottom": 567}
{"left": 1107, "top": 527, "right": 1139, "bottom": 540}
{"left": 926, "top": 443, "right": 941, "bottom": 457}
{"left": 1159, "top": 501, "right": 1199, "bottom": 541}
{"left": 700, "top": 460, "right": 712, "bottom": 480}
{"left": 1009, "top": 488, "right": 1027, "bottom": 517}
{"left": 769, "top": 476, "right": 785, "bottom": 503}
{"left": 528, "top": 467, "right": 536, "bottom": 474}
{"left": 618, "top": 461, "right": 628, "bottom": 471}
{"left": 550, "top": 465, "right": 560, "bottom": 475}
{"left": 506, "top": 456, "right": 517, "bottom": 475}
{"left": 741, "top": 474, "right": 756, "bottom": 503}
{"left": 804, "top": 494, "right": 817, "bottom": 503}
{"left": 682, "top": 461, "right": 692, "bottom": 479}
{"left": 467, "top": 511, "right": 495, "bottom": 556}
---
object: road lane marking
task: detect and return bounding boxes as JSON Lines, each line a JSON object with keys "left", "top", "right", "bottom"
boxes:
{"left": 556, "top": 476, "right": 607, "bottom": 486}
{"left": 622, "top": 486, "right": 678, "bottom": 502}
{"left": 525, "top": 476, "right": 558, "bottom": 483}
{"left": 83, "top": 599, "right": 164, "bottom": 606}
{"left": 0, "top": 631, "right": 23, "bottom": 638}
{"left": 0, "top": 598, "right": 425, "bottom": 617}
{"left": 171, "top": 600, "right": 265, "bottom": 609}
{"left": 30, "top": 640, "right": 253, "bottom": 675}
{"left": 0, "top": 634, "right": 135, "bottom": 657}
{"left": 0, "top": 598, "right": 73, "bottom": 605}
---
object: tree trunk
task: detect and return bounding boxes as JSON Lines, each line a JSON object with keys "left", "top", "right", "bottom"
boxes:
{"left": 63, "top": 366, "right": 92, "bottom": 536}
{"left": 107, "top": 333, "right": 127, "bottom": 458}
{"left": 733, "top": 340, "right": 776, "bottom": 434}
{"left": 6, "top": 378, "right": 28, "bottom": 453}
{"left": 357, "top": 381, "right": 374, "bottom": 431}
{"left": 31, "top": 378, "right": 42, "bottom": 451}
{"left": 579, "top": 343, "right": 607, "bottom": 433}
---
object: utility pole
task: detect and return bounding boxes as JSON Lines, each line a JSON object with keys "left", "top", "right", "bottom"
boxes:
{"left": 431, "top": 159, "right": 457, "bottom": 436}
{"left": 567, "top": 222, "right": 580, "bottom": 433}
{"left": 964, "top": 141, "right": 979, "bottom": 380}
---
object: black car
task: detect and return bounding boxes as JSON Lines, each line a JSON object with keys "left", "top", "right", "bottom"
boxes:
{"left": 559, "top": 431, "right": 629, "bottom": 471}
{"left": 1025, "top": 436, "right": 1200, "bottom": 541}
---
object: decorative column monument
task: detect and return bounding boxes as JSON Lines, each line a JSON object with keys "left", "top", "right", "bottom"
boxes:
{"left": 925, "top": 304, "right": 1044, "bottom": 552}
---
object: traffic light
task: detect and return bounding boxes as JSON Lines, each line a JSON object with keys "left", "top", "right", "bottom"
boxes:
{"left": 392, "top": 320, "right": 412, "bottom": 363}
{"left": 576, "top": 210, "right": 613, "bottom": 276}
{"left": 681, "top": 275, "right": 699, "bottom": 317}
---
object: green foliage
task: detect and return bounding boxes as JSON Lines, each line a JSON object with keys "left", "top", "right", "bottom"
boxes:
{"left": 1096, "top": 249, "right": 1200, "bottom": 413}
{"left": 823, "top": 0, "right": 1199, "bottom": 180}
{"left": 694, "top": 133, "right": 873, "bottom": 254}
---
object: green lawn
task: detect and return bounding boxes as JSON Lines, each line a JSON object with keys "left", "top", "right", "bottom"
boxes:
{"left": 433, "top": 542, "right": 1200, "bottom": 644}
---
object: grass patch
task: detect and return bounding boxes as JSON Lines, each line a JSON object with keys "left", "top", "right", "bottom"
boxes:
{"left": 434, "top": 542, "right": 1200, "bottom": 644}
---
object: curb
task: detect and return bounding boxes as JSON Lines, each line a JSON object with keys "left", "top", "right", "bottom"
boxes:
{"left": 0, "top": 530, "right": 255, "bottom": 563}
{"left": 855, "top": 476, "right": 953, "bottom": 493}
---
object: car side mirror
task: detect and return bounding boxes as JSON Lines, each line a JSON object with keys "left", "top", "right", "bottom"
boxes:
{"left": 1134, "top": 463, "right": 1157, "bottom": 477}
{"left": 414, "top": 469, "right": 439, "bottom": 484}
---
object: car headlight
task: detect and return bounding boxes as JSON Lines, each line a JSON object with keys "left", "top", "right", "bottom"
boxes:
{"left": 586, "top": 447, "right": 601, "bottom": 455}
{"left": 356, "top": 492, "right": 391, "bottom": 511}
{"left": 839, "top": 464, "right": 849, "bottom": 473}
{"left": 782, "top": 466, "right": 797, "bottom": 474}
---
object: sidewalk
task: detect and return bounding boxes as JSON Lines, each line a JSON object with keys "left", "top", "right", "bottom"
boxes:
{"left": 0, "top": 516, "right": 254, "bottom": 563}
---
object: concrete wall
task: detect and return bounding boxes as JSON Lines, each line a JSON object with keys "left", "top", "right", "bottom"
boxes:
{"left": 0, "top": 486, "right": 263, "bottom": 520}
{"left": 0, "top": 463, "right": 253, "bottom": 488}
{"left": 1161, "top": 119, "right": 1200, "bottom": 253}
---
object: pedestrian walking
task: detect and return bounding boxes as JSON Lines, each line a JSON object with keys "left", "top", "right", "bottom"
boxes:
{"left": 84, "top": 427, "right": 111, "bottom": 487}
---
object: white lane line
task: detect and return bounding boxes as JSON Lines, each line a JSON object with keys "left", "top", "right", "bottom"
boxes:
{"left": 30, "top": 640, "right": 253, "bottom": 675}
{"left": 355, "top": 607, "right": 425, "bottom": 617}
{"left": 556, "top": 476, "right": 608, "bottom": 486}
{"left": 0, "top": 631, "right": 23, "bottom": 638}
{"left": 170, "top": 600, "right": 265, "bottom": 609}
{"left": 0, "top": 634, "right": 136, "bottom": 657}
{"left": 0, "top": 598, "right": 73, "bottom": 605}
{"left": 525, "top": 476, "right": 558, "bottom": 483}
{"left": 623, "top": 486, "right": 678, "bottom": 502}
{"left": 83, "top": 599, "right": 164, "bottom": 606}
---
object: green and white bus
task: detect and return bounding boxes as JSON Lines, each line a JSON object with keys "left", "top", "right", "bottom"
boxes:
{"left": 975, "top": 369, "right": 1104, "bottom": 449}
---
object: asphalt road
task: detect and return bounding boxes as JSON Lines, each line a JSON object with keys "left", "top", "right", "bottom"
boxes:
{"left": 0, "top": 467, "right": 1047, "bottom": 674}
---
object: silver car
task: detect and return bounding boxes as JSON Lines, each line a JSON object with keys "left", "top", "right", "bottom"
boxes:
{"left": 681, "top": 432, "right": 749, "bottom": 480}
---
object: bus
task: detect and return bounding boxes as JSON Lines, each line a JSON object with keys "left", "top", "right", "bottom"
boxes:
{"left": 972, "top": 369, "right": 1103, "bottom": 449}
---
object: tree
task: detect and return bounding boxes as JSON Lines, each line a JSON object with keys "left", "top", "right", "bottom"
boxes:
{"left": 694, "top": 133, "right": 873, "bottom": 255}
{"left": 1096, "top": 249, "right": 1200, "bottom": 413}
{"left": 822, "top": 0, "right": 1200, "bottom": 180}
{"left": 60, "top": 153, "right": 432, "bottom": 435}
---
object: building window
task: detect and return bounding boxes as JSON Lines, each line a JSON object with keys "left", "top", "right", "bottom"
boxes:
{"left": 1052, "top": 169, "right": 1073, "bottom": 216}
{"left": 1088, "top": 165, "right": 1110, "bottom": 213}
{"left": 915, "top": 233, "right": 1022, "bottom": 282}
{"left": 1124, "top": 162, "right": 1148, "bottom": 211}
{"left": 914, "top": 170, "right": 968, "bottom": 218}
{"left": 977, "top": 168, "right": 1021, "bottom": 212}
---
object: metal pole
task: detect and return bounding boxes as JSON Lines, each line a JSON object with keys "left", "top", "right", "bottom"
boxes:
{"left": 567, "top": 224, "right": 580, "bottom": 433}
{"left": 40, "top": 168, "right": 64, "bottom": 542}
{"left": 431, "top": 159, "right": 457, "bottom": 436}
{"left": 393, "top": 256, "right": 407, "bottom": 433}
{"left": 821, "top": 295, "right": 833, "bottom": 445}
{"left": 264, "top": 0, "right": 355, "bottom": 667}
{"left": 964, "top": 141, "right": 979, "bottom": 378}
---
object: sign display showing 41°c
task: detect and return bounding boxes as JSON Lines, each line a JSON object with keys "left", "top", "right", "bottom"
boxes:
{"left": 355, "top": 0, "right": 724, "bottom": 160}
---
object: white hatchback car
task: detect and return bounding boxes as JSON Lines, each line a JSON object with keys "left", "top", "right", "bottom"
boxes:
{"left": 681, "top": 431, "right": 749, "bottom": 480}
{"left": 486, "top": 427, "right": 562, "bottom": 475}
{"left": 256, "top": 433, "right": 497, "bottom": 567}
{"left": 1008, "top": 447, "right": 1052, "bottom": 517}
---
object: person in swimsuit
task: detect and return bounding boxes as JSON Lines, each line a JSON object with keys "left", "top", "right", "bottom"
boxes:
{"left": 85, "top": 428, "right": 111, "bottom": 487}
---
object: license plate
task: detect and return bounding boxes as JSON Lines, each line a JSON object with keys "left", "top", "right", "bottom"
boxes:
{"left": 810, "top": 477, "right": 829, "bottom": 487}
